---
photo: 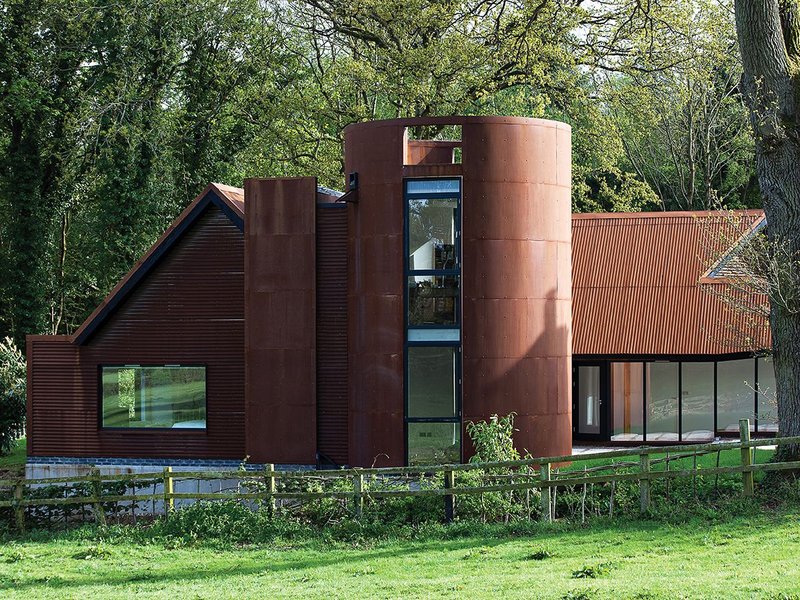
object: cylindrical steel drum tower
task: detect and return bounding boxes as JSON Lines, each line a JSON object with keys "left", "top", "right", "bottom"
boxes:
{"left": 344, "top": 116, "right": 572, "bottom": 467}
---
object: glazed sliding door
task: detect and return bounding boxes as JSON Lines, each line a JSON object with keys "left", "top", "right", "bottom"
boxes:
{"left": 573, "top": 363, "right": 609, "bottom": 441}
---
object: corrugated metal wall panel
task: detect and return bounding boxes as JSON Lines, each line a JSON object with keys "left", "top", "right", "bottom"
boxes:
{"left": 29, "top": 205, "right": 245, "bottom": 459}
{"left": 316, "top": 205, "right": 349, "bottom": 465}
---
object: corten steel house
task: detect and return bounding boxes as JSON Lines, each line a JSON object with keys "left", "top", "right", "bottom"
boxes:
{"left": 25, "top": 116, "right": 772, "bottom": 470}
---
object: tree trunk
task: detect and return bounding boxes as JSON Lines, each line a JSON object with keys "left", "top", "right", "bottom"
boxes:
{"left": 735, "top": 0, "right": 800, "bottom": 460}
{"left": 762, "top": 141, "right": 800, "bottom": 461}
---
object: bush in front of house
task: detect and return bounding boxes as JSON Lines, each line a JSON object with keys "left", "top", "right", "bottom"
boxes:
{"left": 0, "top": 337, "right": 26, "bottom": 455}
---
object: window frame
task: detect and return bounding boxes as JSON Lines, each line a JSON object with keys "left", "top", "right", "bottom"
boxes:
{"left": 404, "top": 177, "right": 462, "bottom": 332}
{"left": 598, "top": 356, "right": 769, "bottom": 443}
{"left": 98, "top": 364, "right": 208, "bottom": 432}
{"left": 403, "top": 177, "right": 463, "bottom": 465}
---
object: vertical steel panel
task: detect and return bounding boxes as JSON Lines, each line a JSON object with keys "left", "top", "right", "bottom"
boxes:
{"left": 345, "top": 121, "right": 406, "bottom": 467}
{"left": 245, "top": 177, "right": 317, "bottom": 464}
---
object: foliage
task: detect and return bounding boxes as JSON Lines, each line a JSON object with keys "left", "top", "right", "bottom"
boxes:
{"left": 466, "top": 413, "right": 520, "bottom": 463}
{"left": 600, "top": 0, "right": 758, "bottom": 211}
{"left": 0, "top": 0, "right": 764, "bottom": 346}
{"left": 0, "top": 337, "right": 26, "bottom": 455}
{"left": 572, "top": 562, "right": 614, "bottom": 579}
{"left": 526, "top": 547, "right": 556, "bottom": 560}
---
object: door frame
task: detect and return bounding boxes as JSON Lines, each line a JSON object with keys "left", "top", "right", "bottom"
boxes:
{"left": 572, "top": 361, "right": 611, "bottom": 442}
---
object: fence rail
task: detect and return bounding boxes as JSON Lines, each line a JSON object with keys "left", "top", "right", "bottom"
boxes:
{"left": 3, "top": 420, "right": 799, "bottom": 532}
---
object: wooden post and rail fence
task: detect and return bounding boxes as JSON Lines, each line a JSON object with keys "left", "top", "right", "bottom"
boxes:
{"left": 2, "top": 420, "right": 796, "bottom": 533}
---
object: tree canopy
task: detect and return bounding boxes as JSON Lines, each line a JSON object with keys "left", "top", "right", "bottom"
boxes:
{"left": 0, "top": 0, "right": 763, "bottom": 345}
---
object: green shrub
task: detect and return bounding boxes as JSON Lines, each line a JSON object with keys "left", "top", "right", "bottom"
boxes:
{"left": 0, "top": 337, "right": 25, "bottom": 455}
{"left": 572, "top": 562, "right": 614, "bottom": 579}
{"left": 466, "top": 413, "right": 519, "bottom": 463}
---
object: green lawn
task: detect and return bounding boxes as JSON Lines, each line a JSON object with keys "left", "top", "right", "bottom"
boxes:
{"left": 2, "top": 510, "right": 800, "bottom": 599}
{"left": 0, "top": 437, "right": 25, "bottom": 469}
{"left": 564, "top": 447, "right": 775, "bottom": 472}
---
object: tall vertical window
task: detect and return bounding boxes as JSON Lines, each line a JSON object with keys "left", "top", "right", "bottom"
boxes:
{"left": 405, "top": 178, "right": 461, "bottom": 465}
{"left": 717, "top": 358, "right": 755, "bottom": 433}
{"left": 611, "top": 362, "right": 644, "bottom": 441}
{"left": 681, "top": 362, "right": 714, "bottom": 442}
{"left": 757, "top": 357, "right": 778, "bottom": 432}
{"left": 645, "top": 362, "right": 679, "bottom": 441}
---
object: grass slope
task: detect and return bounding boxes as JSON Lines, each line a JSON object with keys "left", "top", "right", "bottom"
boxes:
{"left": 2, "top": 510, "right": 800, "bottom": 599}
{"left": 0, "top": 437, "right": 25, "bottom": 469}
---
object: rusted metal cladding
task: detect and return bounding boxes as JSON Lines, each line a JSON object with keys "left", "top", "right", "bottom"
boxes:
{"left": 344, "top": 122, "right": 406, "bottom": 467}
{"left": 345, "top": 116, "right": 572, "bottom": 465}
{"left": 245, "top": 178, "right": 317, "bottom": 465}
{"left": 460, "top": 119, "right": 573, "bottom": 459}
{"left": 316, "top": 204, "right": 349, "bottom": 466}
{"left": 27, "top": 206, "right": 246, "bottom": 458}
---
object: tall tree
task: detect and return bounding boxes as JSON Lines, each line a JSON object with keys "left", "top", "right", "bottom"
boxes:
{"left": 605, "top": 0, "right": 757, "bottom": 211}
{"left": 734, "top": 0, "right": 800, "bottom": 459}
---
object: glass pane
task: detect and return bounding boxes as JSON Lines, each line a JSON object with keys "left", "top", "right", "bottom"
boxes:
{"left": 408, "top": 422, "right": 460, "bottom": 465}
{"left": 757, "top": 357, "right": 778, "bottom": 433}
{"left": 681, "top": 362, "right": 714, "bottom": 442}
{"left": 611, "top": 362, "right": 643, "bottom": 441}
{"left": 717, "top": 359, "right": 755, "bottom": 433}
{"left": 408, "top": 197, "right": 457, "bottom": 271}
{"left": 407, "top": 347, "right": 457, "bottom": 418}
{"left": 408, "top": 276, "right": 458, "bottom": 325}
{"left": 408, "top": 329, "right": 460, "bottom": 342}
{"left": 577, "top": 366, "right": 601, "bottom": 435}
{"left": 646, "top": 363, "right": 679, "bottom": 442}
{"left": 406, "top": 179, "right": 460, "bottom": 195}
{"left": 102, "top": 366, "right": 206, "bottom": 428}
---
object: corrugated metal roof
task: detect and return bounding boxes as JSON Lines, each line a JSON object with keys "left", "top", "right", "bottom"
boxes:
{"left": 573, "top": 210, "right": 770, "bottom": 356}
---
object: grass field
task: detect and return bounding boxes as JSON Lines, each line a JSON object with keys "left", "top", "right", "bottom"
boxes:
{"left": 564, "top": 447, "right": 775, "bottom": 473}
{"left": 2, "top": 508, "right": 800, "bottom": 599}
{"left": 0, "top": 437, "right": 25, "bottom": 469}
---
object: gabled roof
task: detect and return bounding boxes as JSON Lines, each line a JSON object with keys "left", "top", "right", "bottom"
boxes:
{"left": 700, "top": 215, "right": 767, "bottom": 282}
{"left": 72, "top": 183, "right": 244, "bottom": 345}
{"left": 572, "top": 210, "right": 770, "bottom": 356}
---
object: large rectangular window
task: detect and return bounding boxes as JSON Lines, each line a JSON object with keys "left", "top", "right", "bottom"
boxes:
{"left": 405, "top": 178, "right": 461, "bottom": 465}
{"left": 717, "top": 358, "right": 755, "bottom": 433}
{"left": 611, "top": 362, "right": 644, "bottom": 441}
{"left": 645, "top": 362, "right": 679, "bottom": 441}
{"left": 681, "top": 362, "right": 714, "bottom": 442}
{"left": 102, "top": 366, "right": 206, "bottom": 429}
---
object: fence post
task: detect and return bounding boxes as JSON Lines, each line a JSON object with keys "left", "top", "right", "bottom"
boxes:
{"left": 163, "top": 467, "right": 174, "bottom": 519}
{"left": 540, "top": 463, "right": 552, "bottom": 522}
{"left": 13, "top": 479, "right": 25, "bottom": 533}
{"left": 639, "top": 452, "right": 651, "bottom": 514}
{"left": 444, "top": 468, "right": 455, "bottom": 523}
{"left": 353, "top": 471, "right": 364, "bottom": 519}
{"left": 740, "top": 419, "right": 754, "bottom": 497}
{"left": 264, "top": 463, "right": 276, "bottom": 516}
{"left": 91, "top": 468, "right": 106, "bottom": 527}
